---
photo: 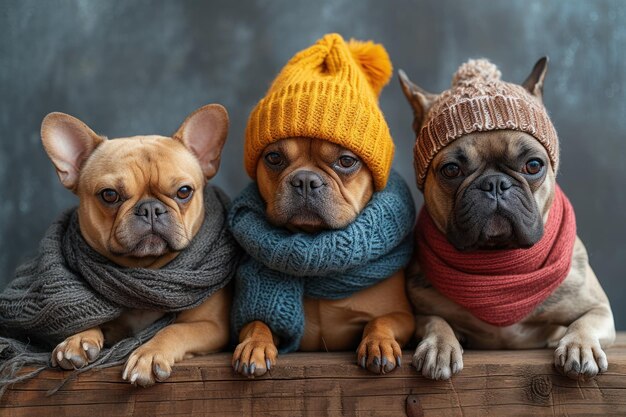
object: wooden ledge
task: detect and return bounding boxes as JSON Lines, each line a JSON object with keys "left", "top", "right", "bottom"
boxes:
{"left": 1, "top": 333, "right": 625, "bottom": 417}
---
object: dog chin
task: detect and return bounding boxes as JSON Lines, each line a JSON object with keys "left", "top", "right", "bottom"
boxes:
{"left": 113, "top": 233, "right": 180, "bottom": 258}
{"left": 474, "top": 237, "right": 520, "bottom": 251}
{"left": 282, "top": 209, "right": 330, "bottom": 233}
{"left": 449, "top": 234, "right": 521, "bottom": 252}
{"left": 130, "top": 234, "right": 170, "bottom": 257}
{"left": 476, "top": 215, "right": 516, "bottom": 249}
{"left": 449, "top": 214, "right": 539, "bottom": 251}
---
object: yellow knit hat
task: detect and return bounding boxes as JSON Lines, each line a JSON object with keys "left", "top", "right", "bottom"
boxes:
{"left": 244, "top": 33, "right": 394, "bottom": 190}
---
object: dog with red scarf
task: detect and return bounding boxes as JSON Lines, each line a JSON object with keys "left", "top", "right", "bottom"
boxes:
{"left": 399, "top": 57, "right": 615, "bottom": 380}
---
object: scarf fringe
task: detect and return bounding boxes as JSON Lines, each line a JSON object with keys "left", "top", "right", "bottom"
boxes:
{"left": 0, "top": 315, "right": 174, "bottom": 396}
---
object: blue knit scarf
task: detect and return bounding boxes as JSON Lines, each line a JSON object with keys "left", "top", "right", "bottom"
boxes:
{"left": 229, "top": 171, "right": 416, "bottom": 353}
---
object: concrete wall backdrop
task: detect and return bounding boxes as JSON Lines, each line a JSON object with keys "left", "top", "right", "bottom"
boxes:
{"left": 1, "top": 0, "right": 624, "bottom": 328}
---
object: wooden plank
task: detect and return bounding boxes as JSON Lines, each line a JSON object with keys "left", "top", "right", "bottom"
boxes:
{"left": 0, "top": 333, "right": 625, "bottom": 417}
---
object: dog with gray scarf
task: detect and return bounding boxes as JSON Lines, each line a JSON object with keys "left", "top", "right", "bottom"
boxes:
{"left": 0, "top": 104, "right": 238, "bottom": 392}
{"left": 399, "top": 58, "right": 615, "bottom": 380}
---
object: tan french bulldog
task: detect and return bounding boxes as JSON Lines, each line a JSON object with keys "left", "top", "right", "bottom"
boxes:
{"left": 399, "top": 58, "right": 615, "bottom": 380}
{"left": 41, "top": 104, "right": 231, "bottom": 386}
{"left": 233, "top": 137, "right": 415, "bottom": 375}
{"left": 227, "top": 33, "right": 416, "bottom": 377}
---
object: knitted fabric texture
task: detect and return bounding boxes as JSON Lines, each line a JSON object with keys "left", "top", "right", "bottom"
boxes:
{"left": 229, "top": 171, "right": 415, "bottom": 352}
{"left": 0, "top": 185, "right": 239, "bottom": 395}
{"left": 414, "top": 58, "right": 559, "bottom": 190}
{"left": 415, "top": 185, "right": 576, "bottom": 326}
{"left": 245, "top": 33, "right": 394, "bottom": 190}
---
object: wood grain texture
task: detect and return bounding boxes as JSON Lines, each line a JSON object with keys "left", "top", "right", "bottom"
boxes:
{"left": 1, "top": 333, "right": 625, "bottom": 417}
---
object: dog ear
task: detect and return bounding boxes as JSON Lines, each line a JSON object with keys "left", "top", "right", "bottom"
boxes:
{"left": 174, "top": 104, "right": 229, "bottom": 180}
{"left": 41, "top": 112, "right": 105, "bottom": 192}
{"left": 522, "top": 57, "right": 548, "bottom": 102}
{"left": 398, "top": 70, "right": 438, "bottom": 134}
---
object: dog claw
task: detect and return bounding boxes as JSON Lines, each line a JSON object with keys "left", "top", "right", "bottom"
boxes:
{"left": 154, "top": 364, "right": 170, "bottom": 381}
{"left": 359, "top": 356, "right": 366, "bottom": 368}
{"left": 71, "top": 355, "right": 86, "bottom": 368}
{"left": 383, "top": 356, "right": 396, "bottom": 373}
{"left": 396, "top": 355, "right": 402, "bottom": 367}
{"left": 249, "top": 363, "right": 256, "bottom": 376}
{"left": 581, "top": 361, "right": 589, "bottom": 374}
{"left": 372, "top": 356, "right": 381, "bottom": 372}
{"left": 266, "top": 359, "right": 271, "bottom": 371}
{"left": 81, "top": 342, "right": 99, "bottom": 361}
{"left": 233, "top": 360, "right": 240, "bottom": 372}
{"left": 86, "top": 346, "right": 99, "bottom": 361}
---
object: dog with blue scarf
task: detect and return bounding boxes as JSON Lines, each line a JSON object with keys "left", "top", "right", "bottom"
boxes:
{"left": 229, "top": 34, "right": 416, "bottom": 377}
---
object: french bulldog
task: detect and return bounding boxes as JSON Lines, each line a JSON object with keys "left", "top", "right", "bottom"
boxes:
{"left": 232, "top": 137, "right": 415, "bottom": 376}
{"left": 399, "top": 58, "right": 615, "bottom": 380}
{"left": 41, "top": 104, "right": 231, "bottom": 386}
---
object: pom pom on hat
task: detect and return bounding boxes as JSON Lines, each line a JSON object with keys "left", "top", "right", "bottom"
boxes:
{"left": 452, "top": 58, "right": 502, "bottom": 86}
{"left": 348, "top": 39, "right": 393, "bottom": 96}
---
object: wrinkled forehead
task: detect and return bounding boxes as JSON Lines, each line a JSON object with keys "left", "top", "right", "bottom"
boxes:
{"left": 432, "top": 131, "right": 549, "bottom": 164}
{"left": 78, "top": 136, "right": 203, "bottom": 193}
{"left": 267, "top": 137, "right": 353, "bottom": 159}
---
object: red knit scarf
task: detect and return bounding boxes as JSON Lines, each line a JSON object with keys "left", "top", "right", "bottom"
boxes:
{"left": 415, "top": 185, "right": 576, "bottom": 326}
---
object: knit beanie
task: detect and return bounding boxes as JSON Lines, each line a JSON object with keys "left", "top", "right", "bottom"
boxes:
{"left": 414, "top": 59, "right": 559, "bottom": 190}
{"left": 245, "top": 33, "right": 394, "bottom": 190}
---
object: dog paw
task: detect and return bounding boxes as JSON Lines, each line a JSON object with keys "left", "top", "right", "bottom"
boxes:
{"left": 412, "top": 337, "right": 463, "bottom": 380}
{"left": 357, "top": 335, "right": 402, "bottom": 374}
{"left": 51, "top": 334, "right": 102, "bottom": 370}
{"left": 554, "top": 334, "right": 608, "bottom": 380}
{"left": 123, "top": 345, "right": 174, "bottom": 387}
{"left": 232, "top": 338, "right": 277, "bottom": 378}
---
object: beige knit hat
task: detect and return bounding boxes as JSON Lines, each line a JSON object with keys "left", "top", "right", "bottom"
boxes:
{"left": 413, "top": 58, "right": 559, "bottom": 190}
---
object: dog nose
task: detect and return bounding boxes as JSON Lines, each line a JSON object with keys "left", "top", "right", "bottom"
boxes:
{"left": 290, "top": 170, "right": 324, "bottom": 197}
{"left": 134, "top": 199, "right": 168, "bottom": 223}
{"left": 479, "top": 175, "right": 512, "bottom": 197}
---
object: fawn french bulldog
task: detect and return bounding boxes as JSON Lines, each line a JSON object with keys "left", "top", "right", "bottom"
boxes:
{"left": 30, "top": 104, "right": 234, "bottom": 387}
{"left": 228, "top": 34, "right": 416, "bottom": 377}
{"left": 399, "top": 58, "right": 615, "bottom": 380}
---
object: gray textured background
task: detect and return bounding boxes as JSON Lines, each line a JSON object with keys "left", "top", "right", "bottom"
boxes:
{"left": 1, "top": 0, "right": 624, "bottom": 329}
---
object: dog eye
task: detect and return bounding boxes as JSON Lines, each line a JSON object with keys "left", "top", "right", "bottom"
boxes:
{"left": 441, "top": 163, "right": 461, "bottom": 178}
{"left": 176, "top": 186, "right": 193, "bottom": 200}
{"left": 338, "top": 156, "right": 358, "bottom": 168}
{"left": 264, "top": 152, "right": 283, "bottom": 166}
{"left": 100, "top": 189, "right": 119, "bottom": 204}
{"left": 524, "top": 159, "right": 544, "bottom": 175}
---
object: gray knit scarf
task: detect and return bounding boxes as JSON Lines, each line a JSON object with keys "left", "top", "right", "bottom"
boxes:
{"left": 0, "top": 184, "right": 239, "bottom": 395}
